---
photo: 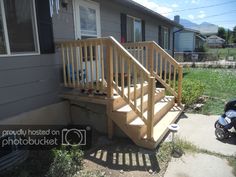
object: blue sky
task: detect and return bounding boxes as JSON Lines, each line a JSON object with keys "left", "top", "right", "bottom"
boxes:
{"left": 133, "top": 0, "right": 236, "bottom": 30}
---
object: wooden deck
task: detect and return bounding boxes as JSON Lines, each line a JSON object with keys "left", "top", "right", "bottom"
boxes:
{"left": 58, "top": 37, "right": 183, "bottom": 149}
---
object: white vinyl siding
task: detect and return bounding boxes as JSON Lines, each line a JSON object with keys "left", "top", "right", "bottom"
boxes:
{"left": 178, "top": 32, "right": 194, "bottom": 52}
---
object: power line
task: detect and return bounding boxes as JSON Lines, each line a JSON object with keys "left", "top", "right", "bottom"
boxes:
{"left": 210, "top": 20, "right": 236, "bottom": 23}
{"left": 197, "top": 10, "right": 236, "bottom": 19}
{"left": 163, "top": 0, "right": 236, "bottom": 14}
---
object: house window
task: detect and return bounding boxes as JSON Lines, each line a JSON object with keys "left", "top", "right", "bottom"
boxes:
{"left": 127, "top": 16, "right": 142, "bottom": 42}
{"left": 0, "top": 0, "right": 39, "bottom": 56}
{"left": 79, "top": 5, "right": 97, "bottom": 37}
{"left": 163, "top": 27, "right": 169, "bottom": 50}
{"left": 74, "top": 0, "right": 101, "bottom": 39}
{"left": 0, "top": 4, "right": 6, "bottom": 54}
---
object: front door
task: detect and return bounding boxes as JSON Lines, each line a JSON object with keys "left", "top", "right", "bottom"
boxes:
{"left": 74, "top": 0, "right": 101, "bottom": 39}
{"left": 73, "top": 0, "right": 102, "bottom": 84}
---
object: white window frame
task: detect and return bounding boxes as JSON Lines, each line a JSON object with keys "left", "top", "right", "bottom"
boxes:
{"left": 73, "top": 0, "right": 101, "bottom": 39}
{"left": 0, "top": 0, "right": 40, "bottom": 57}
{"left": 127, "top": 15, "right": 142, "bottom": 42}
{"left": 163, "top": 26, "right": 169, "bottom": 50}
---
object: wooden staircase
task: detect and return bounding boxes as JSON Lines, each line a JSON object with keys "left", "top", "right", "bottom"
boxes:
{"left": 58, "top": 36, "right": 184, "bottom": 149}
{"left": 110, "top": 85, "right": 183, "bottom": 149}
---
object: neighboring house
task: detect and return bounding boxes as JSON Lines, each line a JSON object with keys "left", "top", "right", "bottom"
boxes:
{"left": 206, "top": 35, "right": 225, "bottom": 48}
{"left": 174, "top": 28, "right": 205, "bottom": 52}
{"left": 173, "top": 16, "right": 205, "bottom": 52}
{"left": 0, "top": 0, "right": 184, "bottom": 155}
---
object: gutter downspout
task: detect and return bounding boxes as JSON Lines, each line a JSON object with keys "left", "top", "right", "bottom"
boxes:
{"left": 172, "top": 28, "right": 184, "bottom": 57}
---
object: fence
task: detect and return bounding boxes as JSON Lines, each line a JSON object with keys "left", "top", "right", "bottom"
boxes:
{"left": 174, "top": 48, "right": 236, "bottom": 63}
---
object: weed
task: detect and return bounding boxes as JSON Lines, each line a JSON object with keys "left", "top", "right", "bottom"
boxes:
{"left": 47, "top": 146, "right": 83, "bottom": 177}
{"left": 182, "top": 79, "right": 205, "bottom": 106}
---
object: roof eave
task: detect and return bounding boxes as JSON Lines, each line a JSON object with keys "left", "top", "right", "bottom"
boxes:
{"left": 116, "top": 0, "right": 183, "bottom": 28}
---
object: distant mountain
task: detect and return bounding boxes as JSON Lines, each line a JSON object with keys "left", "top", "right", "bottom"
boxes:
{"left": 179, "top": 19, "right": 218, "bottom": 35}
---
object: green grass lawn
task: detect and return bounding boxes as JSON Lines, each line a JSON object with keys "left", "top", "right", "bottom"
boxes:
{"left": 183, "top": 68, "right": 236, "bottom": 115}
{"left": 208, "top": 48, "right": 236, "bottom": 60}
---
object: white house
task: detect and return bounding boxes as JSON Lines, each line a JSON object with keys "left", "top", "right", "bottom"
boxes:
{"left": 174, "top": 28, "right": 205, "bottom": 52}
{"left": 173, "top": 16, "right": 205, "bottom": 52}
{"left": 206, "top": 35, "right": 225, "bottom": 48}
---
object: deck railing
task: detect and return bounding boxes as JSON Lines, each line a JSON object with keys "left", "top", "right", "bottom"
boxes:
{"left": 58, "top": 37, "right": 155, "bottom": 139}
{"left": 123, "top": 41, "right": 183, "bottom": 105}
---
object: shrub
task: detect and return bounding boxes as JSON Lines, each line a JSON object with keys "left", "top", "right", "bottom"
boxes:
{"left": 47, "top": 146, "right": 83, "bottom": 177}
{"left": 182, "top": 79, "right": 205, "bottom": 106}
{"left": 194, "top": 44, "right": 209, "bottom": 53}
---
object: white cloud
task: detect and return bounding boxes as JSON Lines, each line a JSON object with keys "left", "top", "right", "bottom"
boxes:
{"left": 188, "top": 14, "right": 195, "bottom": 20}
{"left": 132, "top": 0, "right": 173, "bottom": 17}
{"left": 191, "top": 0, "right": 200, "bottom": 4}
{"left": 197, "top": 11, "right": 206, "bottom": 19}
{"left": 171, "top": 4, "right": 179, "bottom": 8}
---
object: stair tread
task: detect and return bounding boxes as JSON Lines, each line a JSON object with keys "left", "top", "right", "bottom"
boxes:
{"left": 115, "top": 88, "right": 165, "bottom": 112}
{"left": 143, "top": 96, "right": 174, "bottom": 117}
{"left": 129, "top": 96, "right": 175, "bottom": 126}
{"left": 121, "top": 83, "right": 148, "bottom": 95}
{"left": 143, "top": 105, "right": 184, "bottom": 142}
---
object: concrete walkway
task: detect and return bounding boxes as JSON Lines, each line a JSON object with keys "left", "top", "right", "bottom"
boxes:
{"left": 177, "top": 113, "right": 236, "bottom": 156}
{"left": 164, "top": 113, "right": 236, "bottom": 177}
{"left": 165, "top": 153, "right": 234, "bottom": 177}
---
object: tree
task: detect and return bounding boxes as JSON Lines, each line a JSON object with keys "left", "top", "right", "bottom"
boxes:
{"left": 226, "top": 29, "right": 233, "bottom": 44}
{"left": 232, "top": 26, "right": 236, "bottom": 43}
{"left": 217, "top": 27, "right": 226, "bottom": 40}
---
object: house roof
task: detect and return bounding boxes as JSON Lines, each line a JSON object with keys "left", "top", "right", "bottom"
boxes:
{"left": 183, "top": 28, "right": 200, "bottom": 34}
{"left": 196, "top": 34, "right": 206, "bottom": 41}
{"left": 114, "top": 0, "right": 183, "bottom": 28}
{"left": 207, "top": 35, "right": 225, "bottom": 42}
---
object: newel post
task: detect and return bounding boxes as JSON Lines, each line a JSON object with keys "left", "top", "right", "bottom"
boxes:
{"left": 106, "top": 40, "right": 114, "bottom": 139}
{"left": 177, "top": 65, "right": 183, "bottom": 105}
{"left": 149, "top": 43, "right": 154, "bottom": 76}
{"left": 106, "top": 41, "right": 113, "bottom": 98}
{"left": 147, "top": 76, "right": 155, "bottom": 140}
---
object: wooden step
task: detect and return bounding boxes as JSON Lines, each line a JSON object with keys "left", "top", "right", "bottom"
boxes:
{"left": 112, "top": 88, "right": 165, "bottom": 123}
{"left": 112, "top": 84, "right": 149, "bottom": 110}
{"left": 142, "top": 104, "right": 184, "bottom": 147}
{"left": 128, "top": 96, "right": 175, "bottom": 138}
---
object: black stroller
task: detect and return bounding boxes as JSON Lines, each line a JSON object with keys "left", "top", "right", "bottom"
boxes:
{"left": 214, "top": 99, "right": 236, "bottom": 140}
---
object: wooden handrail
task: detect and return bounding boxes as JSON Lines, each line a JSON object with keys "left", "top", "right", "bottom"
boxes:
{"left": 123, "top": 41, "right": 180, "bottom": 67}
{"left": 108, "top": 37, "right": 150, "bottom": 76}
{"left": 57, "top": 37, "right": 156, "bottom": 139}
{"left": 123, "top": 41, "right": 183, "bottom": 105}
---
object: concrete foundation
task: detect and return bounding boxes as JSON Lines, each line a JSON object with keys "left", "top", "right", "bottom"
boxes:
{"left": 70, "top": 100, "right": 126, "bottom": 137}
{"left": 0, "top": 100, "right": 126, "bottom": 137}
{"left": 0, "top": 101, "right": 70, "bottom": 125}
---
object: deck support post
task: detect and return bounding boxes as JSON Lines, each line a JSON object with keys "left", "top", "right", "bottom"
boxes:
{"left": 147, "top": 76, "right": 155, "bottom": 140}
{"left": 177, "top": 65, "right": 183, "bottom": 106}
{"left": 107, "top": 102, "right": 114, "bottom": 139}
